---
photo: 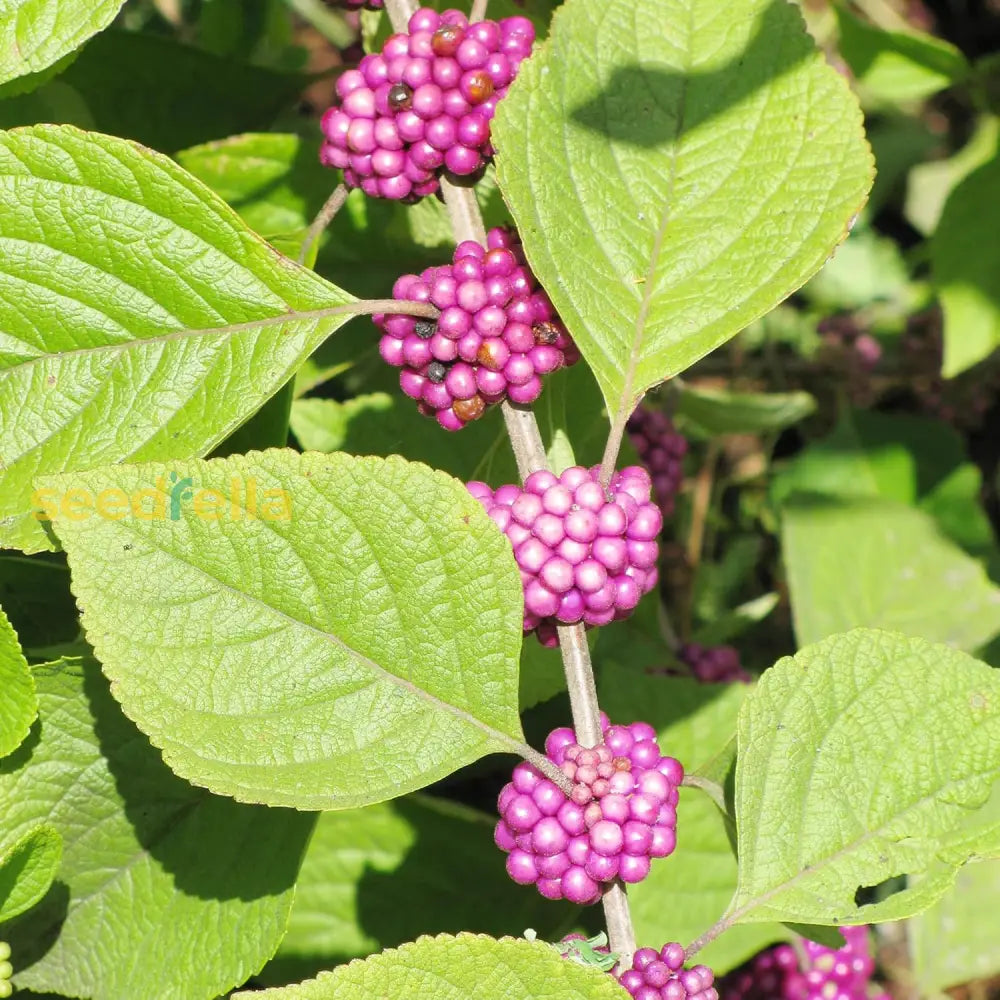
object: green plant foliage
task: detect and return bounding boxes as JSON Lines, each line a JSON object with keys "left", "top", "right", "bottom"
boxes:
{"left": 260, "top": 795, "right": 575, "bottom": 985}
{"left": 0, "top": 0, "right": 124, "bottom": 86}
{"left": 600, "top": 672, "right": 786, "bottom": 973}
{"left": 0, "top": 658, "right": 313, "bottom": 1000}
{"left": 909, "top": 860, "right": 1000, "bottom": 991}
{"left": 674, "top": 385, "right": 816, "bottom": 439}
{"left": 0, "top": 124, "right": 355, "bottom": 554}
{"left": 0, "top": 31, "right": 309, "bottom": 152}
{"left": 729, "top": 629, "right": 1000, "bottom": 925}
{"left": 236, "top": 933, "right": 625, "bottom": 1000}
{"left": 42, "top": 451, "right": 525, "bottom": 809}
{"left": 0, "top": 556, "right": 78, "bottom": 657}
{"left": 0, "top": 607, "right": 35, "bottom": 757}
{"left": 0, "top": 825, "right": 61, "bottom": 924}
{"left": 781, "top": 496, "right": 1000, "bottom": 649}
{"left": 493, "top": 0, "right": 873, "bottom": 422}
{"left": 932, "top": 152, "right": 1000, "bottom": 376}
{"left": 835, "top": 7, "right": 968, "bottom": 105}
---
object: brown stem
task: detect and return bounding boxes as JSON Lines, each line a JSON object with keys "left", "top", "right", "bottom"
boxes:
{"left": 349, "top": 298, "right": 440, "bottom": 319}
{"left": 469, "top": 0, "right": 490, "bottom": 23}
{"left": 299, "top": 183, "right": 349, "bottom": 266}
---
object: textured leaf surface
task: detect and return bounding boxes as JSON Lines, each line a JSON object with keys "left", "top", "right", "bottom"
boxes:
{"left": 910, "top": 860, "right": 1000, "bottom": 991}
{"left": 1, "top": 659, "right": 313, "bottom": 1000}
{"left": 932, "top": 153, "right": 1000, "bottom": 376}
{"left": 43, "top": 451, "right": 525, "bottom": 809}
{"left": 730, "top": 629, "right": 1000, "bottom": 925}
{"left": 0, "top": 0, "right": 124, "bottom": 85}
{"left": 493, "top": 0, "right": 872, "bottom": 420}
{"left": 781, "top": 497, "right": 1000, "bottom": 649}
{"left": 238, "top": 934, "right": 625, "bottom": 1000}
{"left": 262, "top": 795, "right": 574, "bottom": 985}
{"left": 600, "top": 672, "right": 785, "bottom": 972}
{"left": 0, "top": 824, "right": 61, "bottom": 924}
{"left": 0, "top": 125, "right": 355, "bottom": 553}
{"left": 0, "top": 606, "right": 35, "bottom": 757}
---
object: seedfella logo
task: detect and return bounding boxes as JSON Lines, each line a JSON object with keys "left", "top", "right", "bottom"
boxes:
{"left": 33, "top": 472, "right": 292, "bottom": 523}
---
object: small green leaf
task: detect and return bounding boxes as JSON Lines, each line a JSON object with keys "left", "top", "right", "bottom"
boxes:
{"left": 675, "top": 385, "right": 816, "bottom": 439}
{"left": 493, "top": 0, "right": 872, "bottom": 422}
{"left": 910, "top": 860, "right": 1000, "bottom": 990}
{"left": 43, "top": 451, "right": 525, "bottom": 809}
{"left": 730, "top": 629, "right": 1000, "bottom": 925}
{"left": 0, "top": 825, "right": 61, "bottom": 925}
{"left": 0, "top": 606, "right": 35, "bottom": 758}
{"left": 1, "top": 658, "right": 314, "bottom": 1000}
{"left": 781, "top": 496, "right": 1000, "bottom": 650}
{"left": 237, "top": 933, "right": 625, "bottom": 1000}
{"left": 932, "top": 152, "right": 1000, "bottom": 376}
{"left": 0, "top": 0, "right": 124, "bottom": 86}
{"left": 0, "top": 124, "right": 355, "bottom": 554}
{"left": 836, "top": 8, "right": 968, "bottom": 105}
{"left": 261, "top": 795, "right": 574, "bottom": 985}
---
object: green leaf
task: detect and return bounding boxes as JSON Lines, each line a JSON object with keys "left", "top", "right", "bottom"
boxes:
{"left": 0, "top": 606, "right": 35, "bottom": 758}
{"left": 237, "top": 933, "right": 626, "bottom": 1000}
{"left": 1, "top": 658, "right": 314, "bottom": 1000}
{"left": 0, "top": 31, "right": 309, "bottom": 153}
{"left": 0, "top": 124, "right": 355, "bottom": 554}
{"left": 0, "top": 0, "right": 124, "bottom": 86}
{"left": 0, "top": 825, "right": 61, "bottom": 925}
{"left": 910, "top": 860, "right": 1000, "bottom": 991}
{"left": 932, "top": 151, "right": 1000, "bottom": 376}
{"left": 781, "top": 496, "right": 1000, "bottom": 650}
{"left": 675, "top": 385, "right": 816, "bottom": 439}
{"left": 261, "top": 795, "right": 575, "bottom": 985}
{"left": 493, "top": 0, "right": 873, "bottom": 422}
{"left": 598, "top": 672, "right": 785, "bottom": 973}
{"left": 0, "top": 555, "right": 80, "bottom": 659}
{"left": 42, "top": 451, "right": 525, "bottom": 809}
{"left": 729, "top": 629, "right": 1000, "bottom": 926}
{"left": 835, "top": 7, "right": 968, "bottom": 105}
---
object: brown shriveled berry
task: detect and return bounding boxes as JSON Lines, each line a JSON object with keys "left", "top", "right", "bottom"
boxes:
{"left": 452, "top": 394, "right": 486, "bottom": 422}
{"left": 427, "top": 361, "right": 448, "bottom": 383}
{"left": 388, "top": 83, "right": 413, "bottom": 111}
{"left": 613, "top": 756, "right": 631, "bottom": 771}
{"left": 465, "top": 70, "right": 494, "bottom": 104}
{"left": 533, "top": 321, "right": 560, "bottom": 346}
{"left": 431, "top": 23, "right": 464, "bottom": 56}
{"left": 476, "top": 340, "right": 507, "bottom": 370}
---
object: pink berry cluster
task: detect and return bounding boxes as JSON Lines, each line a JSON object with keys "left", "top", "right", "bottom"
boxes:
{"left": 467, "top": 465, "right": 661, "bottom": 645}
{"left": 620, "top": 944, "right": 718, "bottom": 1000}
{"left": 678, "top": 643, "right": 751, "bottom": 684}
{"left": 627, "top": 405, "right": 687, "bottom": 520}
{"left": 719, "top": 927, "right": 888, "bottom": 1000}
{"left": 495, "top": 718, "right": 682, "bottom": 904}
{"left": 374, "top": 227, "right": 578, "bottom": 430}
{"left": 320, "top": 8, "right": 534, "bottom": 200}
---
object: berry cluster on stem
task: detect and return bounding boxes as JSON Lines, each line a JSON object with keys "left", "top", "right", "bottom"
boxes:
{"left": 626, "top": 405, "right": 687, "bottom": 520}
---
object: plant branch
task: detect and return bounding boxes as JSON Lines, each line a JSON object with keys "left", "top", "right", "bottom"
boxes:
{"left": 684, "top": 916, "right": 734, "bottom": 961}
{"left": 518, "top": 743, "right": 574, "bottom": 795}
{"left": 299, "top": 183, "right": 349, "bottom": 265}
{"left": 469, "top": 0, "right": 490, "bottom": 23}
{"left": 598, "top": 400, "right": 631, "bottom": 490}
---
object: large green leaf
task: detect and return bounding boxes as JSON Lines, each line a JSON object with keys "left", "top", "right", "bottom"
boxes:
{"left": 932, "top": 152, "right": 1000, "bottom": 376}
{"left": 493, "top": 0, "right": 873, "bottom": 422}
{"left": 238, "top": 934, "right": 625, "bottom": 1000}
{"left": 0, "top": 824, "right": 61, "bottom": 925}
{"left": 728, "top": 629, "right": 1000, "bottom": 926}
{"left": 0, "top": 31, "right": 309, "bottom": 153}
{"left": 599, "top": 673, "right": 785, "bottom": 973}
{"left": 261, "top": 795, "right": 575, "bottom": 986}
{"left": 0, "top": 124, "right": 355, "bottom": 553}
{"left": 43, "top": 451, "right": 525, "bottom": 809}
{"left": 0, "top": 606, "right": 35, "bottom": 757}
{"left": 0, "top": 0, "right": 124, "bottom": 86}
{"left": 909, "top": 860, "right": 1000, "bottom": 991}
{"left": 781, "top": 497, "right": 1000, "bottom": 650}
{"left": 1, "top": 659, "right": 313, "bottom": 1000}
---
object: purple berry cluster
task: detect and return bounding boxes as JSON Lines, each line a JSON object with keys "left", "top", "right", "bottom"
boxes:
{"left": 320, "top": 8, "right": 534, "bottom": 200}
{"left": 375, "top": 227, "right": 578, "bottom": 429}
{"left": 677, "top": 642, "right": 751, "bottom": 684}
{"left": 719, "top": 927, "right": 888, "bottom": 1000}
{"left": 619, "top": 945, "right": 718, "bottom": 1000}
{"left": 336, "top": 0, "right": 382, "bottom": 8}
{"left": 627, "top": 405, "right": 687, "bottom": 520}
{"left": 468, "top": 465, "right": 661, "bottom": 645}
{"left": 495, "top": 718, "right": 682, "bottom": 904}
